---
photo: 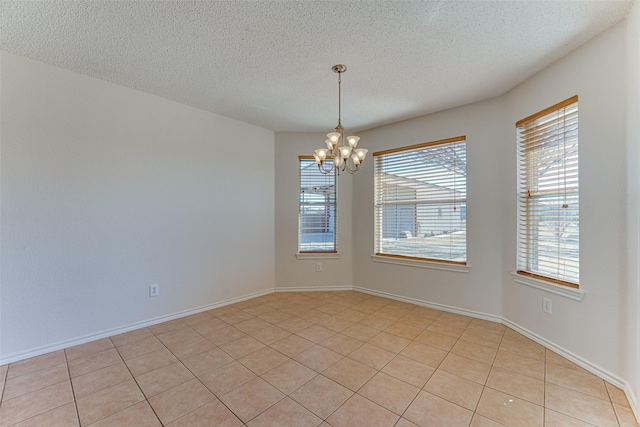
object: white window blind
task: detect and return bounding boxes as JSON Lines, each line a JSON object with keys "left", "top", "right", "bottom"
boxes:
{"left": 299, "top": 156, "right": 337, "bottom": 253}
{"left": 374, "top": 136, "right": 467, "bottom": 264}
{"left": 517, "top": 96, "right": 579, "bottom": 287}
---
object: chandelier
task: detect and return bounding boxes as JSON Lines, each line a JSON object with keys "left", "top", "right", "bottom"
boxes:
{"left": 313, "top": 64, "right": 367, "bottom": 175}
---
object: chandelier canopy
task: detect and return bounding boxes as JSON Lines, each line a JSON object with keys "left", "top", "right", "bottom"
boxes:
{"left": 313, "top": 64, "right": 367, "bottom": 175}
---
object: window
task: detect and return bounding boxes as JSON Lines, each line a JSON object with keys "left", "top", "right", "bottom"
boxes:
{"left": 374, "top": 136, "right": 467, "bottom": 264}
{"left": 516, "top": 96, "right": 579, "bottom": 288}
{"left": 298, "top": 156, "right": 337, "bottom": 253}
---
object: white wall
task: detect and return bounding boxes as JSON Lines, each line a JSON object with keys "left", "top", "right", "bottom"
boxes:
{"left": 274, "top": 132, "right": 353, "bottom": 289}
{"left": 502, "top": 18, "right": 628, "bottom": 379}
{"left": 352, "top": 98, "right": 505, "bottom": 318}
{"left": 346, "top": 11, "right": 637, "bottom": 413}
{"left": 0, "top": 52, "right": 275, "bottom": 362}
{"left": 625, "top": 0, "right": 640, "bottom": 415}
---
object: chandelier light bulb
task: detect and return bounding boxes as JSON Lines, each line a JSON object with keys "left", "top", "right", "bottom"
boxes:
{"left": 347, "top": 136, "right": 359, "bottom": 148}
{"left": 315, "top": 148, "right": 328, "bottom": 161}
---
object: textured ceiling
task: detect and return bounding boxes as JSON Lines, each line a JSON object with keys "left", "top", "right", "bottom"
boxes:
{"left": 0, "top": 1, "right": 634, "bottom": 132}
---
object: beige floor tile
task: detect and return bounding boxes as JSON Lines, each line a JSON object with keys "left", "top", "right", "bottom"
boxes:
{"left": 546, "top": 350, "right": 589, "bottom": 372}
{"left": 181, "top": 311, "right": 215, "bottom": 326}
{"left": 125, "top": 348, "right": 179, "bottom": 377}
{"left": 116, "top": 336, "right": 166, "bottom": 360}
{"left": 546, "top": 362, "right": 609, "bottom": 400}
{"left": 250, "top": 324, "right": 291, "bottom": 345}
{"left": 469, "top": 414, "right": 507, "bottom": 426}
{"left": 296, "top": 309, "right": 332, "bottom": 324}
{"left": 87, "top": 401, "right": 161, "bottom": 427}
{"left": 247, "top": 397, "right": 322, "bottom": 427}
{"left": 545, "top": 382, "right": 618, "bottom": 426}
{"left": 368, "top": 331, "right": 411, "bottom": 353}
{"left": 341, "top": 323, "right": 380, "bottom": 341}
{"left": 189, "top": 317, "right": 231, "bottom": 335}
{"left": 65, "top": 338, "right": 114, "bottom": 361}
{"left": 318, "top": 315, "right": 354, "bottom": 332}
{"left": 200, "top": 360, "right": 257, "bottom": 396}
{"left": 606, "top": 381, "right": 631, "bottom": 407}
{"left": 296, "top": 325, "right": 337, "bottom": 343}
{"left": 76, "top": 379, "right": 145, "bottom": 426}
{"left": 204, "top": 326, "right": 247, "bottom": 345}
{"left": 220, "top": 335, "right": 265, "bottom": 359}
{"left": 358, "top": 372, "right": 420, "bottom": 415}
{"left": 348, "top": 343, "right": 396, "bottom": 370}
{"left": 277, "top": 317, "right": 314, "bottom": 333}
{"left": 492, "top": 350, "right": 544, "bottom": 381}
{"left": 486, "top": 366, "right": 544, "bottom": 405}
{"left": 71, "top": 361, "right": 132, "bottom": 399}
{"left": 384, "top": 323, "right": 423, "bottom": 340}
{"left": 544, "top": 408, "right": 598, "bottom": 426}
{"left": 294, "top": 345, "right": 343, "bottom": 372}
{"left": 243, "top": 304, "right": 278, "bottom": 317}
{"left": 148, "top": 378, "right": 215, "bottom": 425}
{"left": 424, "top": 369, "right": 483, "bottom": 411}
{"left": 459, "top": 328, "right": 504, "bottom": 349}
{"left": 358, "top": 315, "right": 395, "bottom": 331}
{"left": 409, "top": 306, "right": 443, "bottom": 320}
{"left": 182, "top": 347, "right": 234, "bottom": 377}
{"left": 322, "top": 357, "right": 377, "bottom": 391}
{"left": 262, "top": 359, "right": 316, "bottom": 394}
{"left": 166, "top": 399, "right": 242, "bottom": 427}
{"left": 238, "top": 346, "right": 288, "bottom": 375}
{"left": 336, "top": 309, "right": 370, "bottom": 323}
{"left": 320, "top": 333, "right": 364, "bottom": 356}
{"left": 110, "top": 328, "right": 155, "bottom": 347}
{"left": 381, "top": 354, "right": 435, "bottom": 388}
{"left": 317, "top": 303, "right": 350, "bottom": 315}
{"left": 451, "top": 339, "right": 498, "bottom": 365}
{"left": 3, "top": 363, "right": 69, "bottom": 401}
{"left": 404, "top": 390, "right": 473, "bottom": 427}
{"left": 476, "top": 387, "right": 543, "bottom": 427}
{"left": 156, "top": 327, "right": 201, "bottom": 348}
{"left": 395, "top": 418, "right": 420, "bottom": 427}
{"left": 439, "top": 353, "right": 491, "bottom": 384}
{"left": 165, "top": 335, "right": 215, "bottom": 360}
{"left": 614, "top": 402, "right": 640, "bottom": 427}
{"left": 270, "top": 334, "right": 315, "bottom": 357}
{"left": 327, "top": 393, "right": 399, "bottom": 427}
{"left": 219, "top": 377, "right": 285, "bottom": 423}
{"left": 0, "top": 380, "right": 74, "bottom": 427}
{"left": 467, "top": 319, "right": 506, "bottom": 333}
{"left": 400, "top": 342, "right": 448, "bottom": 368}
{"left": 148, "top": 319, "right": 189, "bottom": 336}
{"left": 67, "top": 348, "right": 122, "bottom": 378}
{"left": 414, "top": 330, "right": 457, "bottom": 351}
{"left": 12, "top": 402, "right": 78, "bottom": 427}
{"left": 218, "top": 310, "right": 255, "bottom": 325}
{"left": 426, "top": 321, "right": 467, "bottom": 338}
{"left": 499, "top": 335, "right": 545, "bottom": 361}
{"left": 290, "top": 375, "right": 353, "bottom": 419}
{"left": 235, "top": 317, "right": 272, "bottom": 335}
{"left": 7, "top": 351, "right": 66, "bottom": 380}
{"left": 136, "top": 362, "right": 194, "bottom": 397}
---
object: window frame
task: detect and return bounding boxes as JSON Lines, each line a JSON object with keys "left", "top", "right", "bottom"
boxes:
{"left": 297, "top": 155, "right": 338, "bottom": 254}
{"left": 373, "top": 136, "right": 467, "bottom": 266}
{"left": 516, "top": 95, "right": 579, "bottom": 289}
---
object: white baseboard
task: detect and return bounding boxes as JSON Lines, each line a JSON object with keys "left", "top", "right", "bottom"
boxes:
{"left": 0, "top": 288, "right": 274, "bottom": 366}
{"left": 274, "top": 285, "right": 353, "bottom": 293}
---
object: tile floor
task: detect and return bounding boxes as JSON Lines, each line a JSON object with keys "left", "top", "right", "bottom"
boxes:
{"left": 0, "top": 291, "right": 638, "bottom": 427}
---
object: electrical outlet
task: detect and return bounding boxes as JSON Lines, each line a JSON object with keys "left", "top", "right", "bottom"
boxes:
{"left": 543, "top": 297, "right": 552, "bottom": 314}
{"left": 316, "top": 263, "right": 322, "bottom": 272}
{"left": 149, "top": 284, "right": 160, "bottom": 297}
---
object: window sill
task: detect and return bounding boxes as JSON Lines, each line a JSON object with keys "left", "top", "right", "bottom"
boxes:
{"left": 371, "top": 255, "right": 470, "bottom": 273}
{"left": 510, "top": 272, "right": 584, "bottom": 301}
{"left": 296, "top": 252, "right": 340, "bottom": 260}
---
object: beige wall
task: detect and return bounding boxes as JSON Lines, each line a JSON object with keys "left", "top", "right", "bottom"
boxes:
{"left": 0, "top": 52, "right": 276, "bottom": 362}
